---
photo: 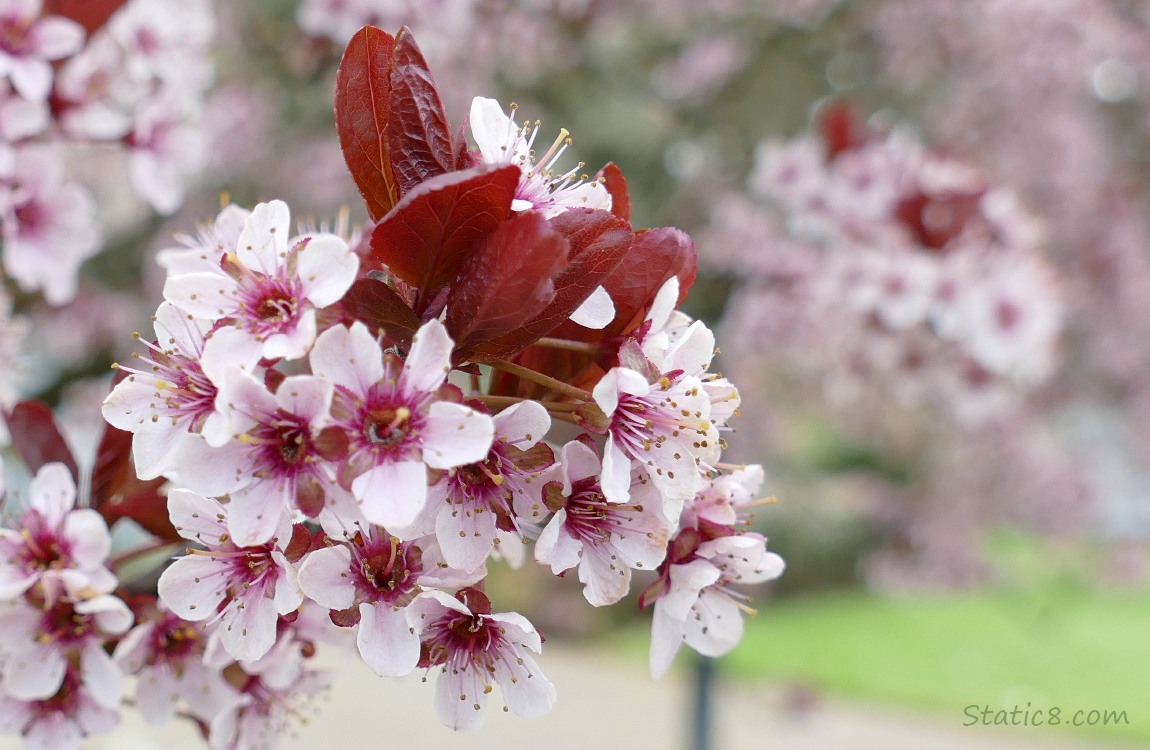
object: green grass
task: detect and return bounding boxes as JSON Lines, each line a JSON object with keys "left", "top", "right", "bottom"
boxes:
{"left": 717, "top": 586, "right": 1150, "bottom": 745}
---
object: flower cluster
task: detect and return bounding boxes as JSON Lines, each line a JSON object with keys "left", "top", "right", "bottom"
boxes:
{"left": 0, "top": 0, "right": 214, "bottom": 306}
{"left": 710, "top": 105, "right": 1062, "bottom": 422}
{"left": 0, "top": 24, "right": 791, "bottom": 747}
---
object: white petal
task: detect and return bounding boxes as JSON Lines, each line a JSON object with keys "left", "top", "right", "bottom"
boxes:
{"left": 81, "top": 643, "right": 124, "bottom": 709}
{"left": 227, "top": 482, "right": 291, "bottom": 548}
{"left": 402, "top": 319, "right": 454, "bottom": 395}
{"left": 220, "top": 595, "right": 278, "bottom": 662}
{"left": 569, "top": 285, "right": 615, "bottom": 329}
{"left": 62, "top": 509, "right": 111, "bottom": 568}
{"left": 157, "top": 556, "right": 228, "bottom": 621}
{"left": 296, "top": 546, "right": 355, "bottom": 610}
{"left": 356, "top": 603, "right": 420, "bottom": 677}
{"left": 421, "top": 402, "right": 494, "bottom": 469}
{"left": 297, "top": 234, "right": 358, "bottom": 308}
{"left": 468, "top": 97, "right": 516, "bottom": 164}
{"left": 310, "top": 322, "right": 383, "bottom": 395}
{"left": 492, "top": 400, "right": 550, "bottom": 448}
{"left": 235, "top": 200, "right": 290, "bottom": 273}
{"left": 353, "top": 460, "right": 428, "bottom": 529}
{"left": 163, "top": 272, "right": 238, "bottom": 321}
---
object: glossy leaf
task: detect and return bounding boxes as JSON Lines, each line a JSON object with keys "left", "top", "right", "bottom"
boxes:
{"left": 474, "top": 208, "right": 631, "bottom": 360}
{"left": 3, "top": 401, "right": 79, "bottom": 482}
{"left": 342, "top": 273, "right": 423, "bottom": 349}
{"left": 386, "top": 29, "right": 455, "bottom": 195}
{"left": 598, "top": 163, "right": 631, "bottom": 222}
{"left": 366, "top": 163, "right": 520, "bottom": 312}
{"left": 447, "top": 211, "right": 569, "bottom": 355}
{"left": 335, "top": 26, "right": 400, "bottom": 221}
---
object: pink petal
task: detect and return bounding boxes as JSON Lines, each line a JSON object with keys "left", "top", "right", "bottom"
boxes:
{"left": 560, "top": 439, "right": 601, "bottom": 491}
{"left": 421, "top": 402, "right": 494, "bottom": 469}
{"left": 29, "top": 462, "right": 76, "bottom": 525}
{"left": 166, "top": 489, "right": 227, "bottom": 543}
{"left": 261, "top": 308, "right": 317, "bottom": 360}
{"left": 220, "top": 596, "right": 278, "bottom": 662}
{"left": 310, "top": 322, "right": 383, "bottom": 395}
{"left": 162, "top": 272, "right": 239, "bottom": 321}
{"left": 227, "top": 482, "right": 291, "bottom": 548}
{"left": 29, "top": 17, "right": 85, "bottom": 60}
{"left": 598, "top": 437, "right": 632, "bottom": 503}
{"left": 492, "top": 650, "right": 555, "bottom": 719}
{"left": 401, "top": 319, "right": 453, "bottom": 395}
{"left": 156, "top": 556, "right": 228, "bottom": 621}
{"left": 4, "top": 642, "right": 65, "bottom": 700}
{"left": 235, "top": 200, "right": 289, "bottom": 273}
{"left": 81, "top": 643, "right": 123, "bottom": 709}
{"left": 492, "top": 400, "right": 550, "bottom": 448}
{"left": 353, "top": 460, "right": 427, "bottom": 529}
{"left": 297, "top": 234, "right": 357, "bottom": 308}
{"left": 9, "top": 58, "right": 52, "bottom": 102}
{"left": 433, "top": 659, "right": 488, "bottom": 733}
{"left": 296, "top": 546, "right": 355, "bottom": 610}
{"left": 356, "top": 603, "right": 420, "bottom": 677}
{"left": 569, "top": 284, "right": 615, "bottom": 329}
{"left": 435, "top": 499, "right": 497, "bottom": 571}
{"left": 62, "top": 509, "right": 110, "bottom": 568}
{"left": 135, "top": 665, "right": 180, "bottom": 725}
{"left": 534, "top": 510, "right": 581, "bottom": 574}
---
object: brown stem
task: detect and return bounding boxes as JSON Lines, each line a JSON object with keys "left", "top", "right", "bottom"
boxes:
{"left": 532, "top": 337, "right": 603, "bottom": 355}
{"left": 487, "top": 359, "right": 595, "bottom": 402}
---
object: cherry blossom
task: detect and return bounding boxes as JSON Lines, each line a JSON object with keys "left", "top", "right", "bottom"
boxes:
{"left": 0, "top": 665, "right": 119, "bottom": 750}
{"left": 101, "top": 302, "right": 259, "bottom": 479}
{"left": 535, "top": 440, "right": 670, "bottom": 606}
{"left": 156, "top": 490, "right": 302, "bottom": 663}
{"left": 409, "top": 587, "right": 556, "bottom": 733}
{"left": 422, "top": 399, "right": 557, "bottom": 570}
{"left": 0, "top": 0, "right": 84, "bottom": 102}
{"left": 469, "top": 96, "right": 611, "bottom": 217}
{"left": 309, "top": 320, "right": 494, "bottom": 529}
{"left": 163, "top": 200, "right": 358, "bottom": 361}
{"left": 0, "top": 144, "right": 100, "bottom": 305}
{"left": 0, "top": 462, "right": 115, "bottom": 599}
{"left": 296, "top": 522, "right": 480, "bottom": 677}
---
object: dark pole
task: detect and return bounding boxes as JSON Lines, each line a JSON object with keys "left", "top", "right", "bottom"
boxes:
{"left": 691, "top": 653, "right": 715, "bottom": 750}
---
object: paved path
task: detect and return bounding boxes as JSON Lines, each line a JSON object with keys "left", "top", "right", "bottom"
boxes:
{"left": 20, "top": 643, "right": 1143, "bottom": 750}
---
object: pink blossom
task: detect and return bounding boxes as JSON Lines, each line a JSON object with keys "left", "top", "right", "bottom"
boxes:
{"left": 469, "top": 96, "right": 611, "bottom": 217}
{"left": 101, "top": 301, "right": 260, "bottom": 479}
{"left": 296, "top": 522, "right": 480, "bottom": 677}
{"left": 593, "top": 366, "right": 717, "bottom": 509}
{"left": 309, "top": 320, "right": 494, "bottom": 529}
{"left": 535, "top": 440, "right": 670, "bottom": 606}
{"left": 421, "top": 399, "right": 557, "bottom": 570}
{"left": 0, "top": 462, "right": 115, "bottom": 599}
{"left": 409, "top": 588, "right": 555, "bottom": 733}
{"left": 0, "top": 665, "right": 119, "bottom": 750}
{"left": 156, "top": 490, "right": 302, "bottom": 663}
{"left": 0, "top": 0, "right": 85, "bottom": 102}
{"left": 0, "top": 591, "right": 132, "bottom": 706}
{"left": 163, "top": 200, "right": 358, "bottom": 361}
{"left": 0, "top": 144, "right": 100, "bottom": 305}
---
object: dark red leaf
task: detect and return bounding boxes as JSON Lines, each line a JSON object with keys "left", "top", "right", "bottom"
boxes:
{"left": 601, "top": 226, "right": 696, "bottom": 338}
{"left": 99, "top": 489, "right": 179, "bottom": 542}
{"left": 474, "top": 209, "right": 632, "bottom": 360}
{"left": 43, "top": 0, "right": 126, "bottom": 35}
{"left": 3, "top": 401, "right": 79, "bottom": 482}
{"left": 597, "top": 163, "right": 631, "bottom": 222}
{"left": 447, "top": 212, "right": 569, "bottom": 354}
{"left": 366, "top": 164, "right": 520, "bottom": 312}
{"left": 386, "top": 28, "right": 455, "bottom": 196}
{"left": 335, "top": 26, "right": 400, "bottom": 221}
{"left": 342, "top": 274, "right": 422, "bottom": 348}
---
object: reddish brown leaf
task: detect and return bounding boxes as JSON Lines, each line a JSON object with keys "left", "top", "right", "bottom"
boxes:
{"left": 819, "top": 101, "right": 867, "bottom": 161}
{"left": 335, "top": 26, "right": 400, "bottom": 221}
{"left": 447, "top": 212, "right": 569, "bottom": 354}
{"left": 43, "top": 0, "right": 126, "bottom": 35}
{"left": 386, "top": 28, "right": 455, "bottom": 196}
{"left": 597, "top": 163, "right": 631, "bottom": 222}
{"left": 342, "top": 274, "right": 422, "bottom": 348}
{"left": 601, "top": 226, "right": 697, "bottom": 337}
{"left": 3, "top": 401, "right": 78, "bottom": 482}
{"left": 474, "top": 208, "right": 631, "bottom": 360}
{"left": 366, "top": 164, "right": 520, "bottom": 313}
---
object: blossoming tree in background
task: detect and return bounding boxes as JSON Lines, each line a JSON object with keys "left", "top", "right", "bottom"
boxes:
{"left": 0, "top": 21, "right": 783, "bottom": 748}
